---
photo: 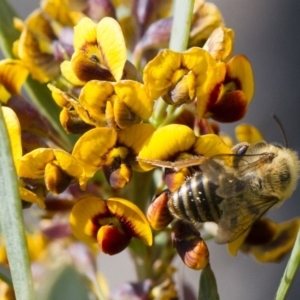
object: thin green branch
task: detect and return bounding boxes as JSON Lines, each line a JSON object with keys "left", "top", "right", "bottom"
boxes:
{"left": 0, "top": 104, "right": 35, "bottom": 299}
{"left": 275, "top": 228, "right": 300, "bottom": 300}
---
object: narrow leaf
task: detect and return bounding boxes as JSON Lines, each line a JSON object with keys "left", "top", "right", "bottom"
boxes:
{"left": 275, "top": 228, "right": 300, "bottom": 300}
{"left": 0, "top": 104, "right": 35, "bottom": 299}
{"left": 198, "top": 264, "right": 220, "bottom": 300}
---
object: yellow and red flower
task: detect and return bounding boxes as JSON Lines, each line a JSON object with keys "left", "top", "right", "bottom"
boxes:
{"left": 69, "top": 196, "right": 152, "bottom": 255}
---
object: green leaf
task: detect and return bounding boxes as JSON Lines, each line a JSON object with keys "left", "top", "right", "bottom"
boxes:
{"left": 0, "top": 104, "right": 35, "bottom": 299}
{"left": 275, "top": 227, "right": 300, "bottom": 300}
{"left": 198, "top": 264, "right": 220, "bottom": 300}
{"left": 36, "top": 265, "right": 93, "bottom": 300}
{"left": 0, "top": 0, "right": 20, "bottom": 58}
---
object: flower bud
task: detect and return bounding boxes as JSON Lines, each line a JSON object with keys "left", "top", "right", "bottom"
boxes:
{"left": 172, "top": 221, "right": 209, "bottom": 270}
{"left": 147, "top": 191, "right": 173, "bottom": 230}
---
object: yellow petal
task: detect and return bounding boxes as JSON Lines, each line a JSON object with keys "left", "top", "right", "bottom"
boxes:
{"left": 143, "top": 49, "right": 181, "bottom": 100}
{"left": 203, "top": 27, "right": 235, "bottom": 62}
{"left": 113, "top": 80, "right": 154, "bottom": 128}
{"left": 52, "top": 150, "right": 86, "bottom": 189}
{"left": 60, "top": 60, "right": 86, "bottom": 86}
{"left": 70, "top": 196, "right": 109, "bottom": 245}
{"left": 2, "top": 107, "right": 22, "bottom": 167}
{"left": 107, "top": 197, "right": 153, "bottom": 246}
{"left": 17, "top": 10, "right": 60, "bottom": 82}
{"left": 72, "top": 128, "right": 118, "bottom": 178}
{"left": 0, "top": 59, "right": 29, "bottom": 103}
{"left": 18, "top": 148, "right": 55, "bottom": 178}
{"left": 235, "top": 124, "right": 264, "bottom": 144}
{"left": 79, "top": 80, "right": 114, "bottom": 123}
{"left": 73, "top": 17, "right": 97, "bottom": 50}
{"left": 18, "top": 148, "right": 86, "bottom": 188}
{"left": 19, "top": 186, "right": 45, "bottom": 209}
{"left": 197, "top": 61, "right": 226, "bottom": 119}
{"left": 193, "top": 134, "right": 233, "bottom": 158}
{"left": 117, "top": 123, "right": 156, "bottom": 171}
{"left": 138, "top": 124, "right": 196, "bottom": 171}
{"left": 227, "top": 228, "right": 251, "bottom": 256}
{"left": 250, "top": 218, "right": 300, "bottom": 263}
{"left": 97, "top": 17, "right": 127, "bottom": 81}
{"left": 47, "top": 83, "right": 70, "bottom": 108}
{"left": 226, "top": 55, "right": 254, "bottom": 104}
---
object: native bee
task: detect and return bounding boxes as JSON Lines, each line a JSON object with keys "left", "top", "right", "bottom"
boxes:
{"left": 138, "top": 141, "right": 300, "bottom": 243}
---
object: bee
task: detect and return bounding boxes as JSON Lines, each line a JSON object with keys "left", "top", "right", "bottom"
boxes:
{"left": 138, "top": 141, "right": 300, "bottom": 244}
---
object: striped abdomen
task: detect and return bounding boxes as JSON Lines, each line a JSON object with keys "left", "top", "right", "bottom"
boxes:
{"left": 168, "top": 172, "right": 223, "bottom": 223}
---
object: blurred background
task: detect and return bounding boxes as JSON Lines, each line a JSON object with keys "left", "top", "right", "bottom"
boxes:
{"left": 2, "top": 0, "right": 300, "bottom": 299}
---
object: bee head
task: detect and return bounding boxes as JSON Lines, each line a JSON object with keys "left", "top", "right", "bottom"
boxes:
{"left": 270, "top": 144, "right": 300, "bottom": 203}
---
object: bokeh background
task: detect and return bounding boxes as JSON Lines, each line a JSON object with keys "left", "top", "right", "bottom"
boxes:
{"left": 2, "top": 0, "right": 300, "bottom": 299}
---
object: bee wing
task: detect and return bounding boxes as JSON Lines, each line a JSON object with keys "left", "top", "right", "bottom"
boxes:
{"left": 214, "top": 194, "right": 279, "bottom": 244}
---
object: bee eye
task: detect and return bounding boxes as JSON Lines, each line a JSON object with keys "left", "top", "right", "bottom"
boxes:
{"left": 236, "top": 145, "right": 248, "bottom": 156}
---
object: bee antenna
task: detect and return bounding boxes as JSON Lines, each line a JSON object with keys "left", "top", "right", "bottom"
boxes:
{"left": 272, "top": 114, "right": 289, "bottom": 147}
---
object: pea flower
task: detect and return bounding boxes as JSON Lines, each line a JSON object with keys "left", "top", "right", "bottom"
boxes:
{"left": 228, "top": 218, "right": 300, "bottom": 263}
{"left": 61, "top": 16, "right": 128, "bottom": 85}
{"left": 18, "top": 148, "right": 87, "bottom": 195}
{"left": 0, "top": 59, "right": 29, "bottom": 103}
{"left": 72, "top": 123, "right": 155, "bottom": 188}
{"left": 2, "top": 106, "right": 44, "bottom": 208}
{"left": 13, "top": 0, "right": 81, "bottom": 83}
{"left": 143, "top": 47, "right": 218, "bottom": 106}
{"left": 69, "top": 197, "right": 153, "bottom": 255}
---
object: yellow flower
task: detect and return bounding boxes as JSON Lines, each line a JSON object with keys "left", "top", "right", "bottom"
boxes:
{"left": 78, "top": 80, "right": 154, "bottom": 129}
{"left": 49, "top": 78, "right": 153, "bottom": 132}
{"left": 2, "top": 106, "right": 45, "bottom": 208}
{"left": 0, "top": 59, "right": 29, "bottom": 104}
{"left": 61, "top": 17, "right": 127, "bottom": 85}
{"left": 18, "top": 148, "right": 87, "bottom": 195}
{"left": 72, "top": 123, "right": 155, "bottom": 188}
{"left": 143, "top": 47, "right": 217, "bottom": 106}
{"left": 198, "top": 54, "right": 255, "bottom": 122}
{"left": 13, "top": 0, "right": 82, "bottom": 83}
{"left": 69, "top": 197, "right": 153, "bottom": 254}
{"left": 228, "top": 218, "right": 300, "bottom": 263}
{"left": 138, "top": 124, "right": 232, "bottom": 172}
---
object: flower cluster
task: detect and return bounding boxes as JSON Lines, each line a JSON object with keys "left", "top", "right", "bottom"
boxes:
{"left": 0, "top": 0, "right": 299, "bottom": 298}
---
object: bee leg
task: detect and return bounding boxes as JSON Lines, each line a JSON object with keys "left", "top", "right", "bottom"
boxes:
{"left": 231, "top": 143, "right": 250, "bottom": 156}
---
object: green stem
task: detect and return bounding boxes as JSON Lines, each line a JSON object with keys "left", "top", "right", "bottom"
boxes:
{"left": 152, "top": 0, "right": 194, "bottom": 126}
{"left": 275, "top": 227, "right": 300, "bottom": 300}
{"left": 0, "top": 104, "right": 35, "bottom": 300}
{"left": 169, "top": 0, "right": 194, "bottom": 52}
